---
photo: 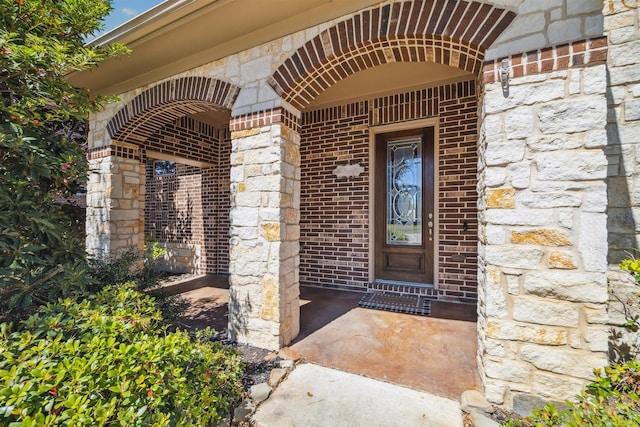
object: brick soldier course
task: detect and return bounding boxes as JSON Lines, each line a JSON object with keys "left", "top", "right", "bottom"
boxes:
{"left": 80, "top": 0, "right": 640, "bottom": 411}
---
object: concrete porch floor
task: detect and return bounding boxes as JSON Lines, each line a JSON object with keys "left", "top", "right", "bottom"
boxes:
{"left": 175, "top": 276, "right": 480, "bottom": 400}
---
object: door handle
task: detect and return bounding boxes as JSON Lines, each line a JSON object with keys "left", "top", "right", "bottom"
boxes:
{"left": 428, "top": 213, "right": 433, "bottom": 242}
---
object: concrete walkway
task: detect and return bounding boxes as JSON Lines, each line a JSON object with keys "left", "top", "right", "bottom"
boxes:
{"left": 253, "top": 363, "right": 464, "bottom": 427}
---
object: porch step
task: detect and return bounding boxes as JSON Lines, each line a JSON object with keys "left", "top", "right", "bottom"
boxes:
{"left": 368, "top": 280, "right": 437, "bottom": 297}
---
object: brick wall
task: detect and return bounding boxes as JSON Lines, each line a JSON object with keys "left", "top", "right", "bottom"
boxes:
{"left": 300, "top": 79, "right": 479, "bottom": 303}
{"left": 145, "top": 162, "right": 204, "bottom": 272}
{"left": 145, "top": 162, "right": 204, "bottom": 244}
{"left": 143, "top": 117, "right": 231, "bottom": 274}
{"left": 438, "top": 83, "right": 478, "bottom": 304}
{"left": 300, "top": 103, "right": 370, "bottom": 291}
{"left": 213, "top": 128, "right": 232, "bottom": 275}
{"left": 145, "top": 116, "right": 218, "bottom": 164}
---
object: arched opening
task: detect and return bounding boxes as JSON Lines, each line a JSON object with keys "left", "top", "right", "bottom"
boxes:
{"left": 268, "top": 0, "right": 515, "bottom": 398}
{"left": 100, "top": 77, "right": 239, "bottom": 276}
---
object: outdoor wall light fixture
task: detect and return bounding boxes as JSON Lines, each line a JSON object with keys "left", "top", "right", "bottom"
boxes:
{"left": 498, "top": 58, "right": 510, "bottom": 87}
{"left": 498, "top": 58, "right": 511, "bottom": 96}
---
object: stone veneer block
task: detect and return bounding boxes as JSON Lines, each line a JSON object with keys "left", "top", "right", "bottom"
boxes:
{"left": 519, "top": 344, "right": 606, "bottom": 380}
{"left": 486, "top": 320, "right": 568, "bottom": 346}
{"left": 512, "top": 297, "right": 579, "bottom": 327}
{"left": 548, "top": 251, "right": 577, "bottom": 269}
{"left": 484, "top": 246, "right": 545, "bottom": 269}
{"left": 484, "top": 358, "right": 532, "bottom": 384}
{"left": 523, "top": 271, "right": 608, "bottom": 303}
{"left": 510, "top": 229, "right": 571, "bottom": 246}
{"left": 486, "top": 188, "right": 516, "bottom": 208}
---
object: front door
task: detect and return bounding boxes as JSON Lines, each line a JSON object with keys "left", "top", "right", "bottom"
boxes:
{"left": 375, "top": 127, "right": 434, "bottom": 284}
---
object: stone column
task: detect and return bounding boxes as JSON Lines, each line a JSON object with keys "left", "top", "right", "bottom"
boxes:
{"left": 228, "top": 113, "right": 300, "bottom": 350}
{"left": 602, "top": 0, "right": 640, "bottom": 363}
{"left": 603, "top": 0, "right": 640, "bottom": 262}
{"left": 86, "top": 147, "right": 145, "bottom": 259}
{"left": 478, "top": 63, "right": 610, "bottom": 412}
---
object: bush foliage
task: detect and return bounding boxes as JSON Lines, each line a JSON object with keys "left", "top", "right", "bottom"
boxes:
{"left": 0, "top": 285, "right": 243, "bottom": 426}
{"left": 618, "top": 258, "right": 640, "bottom": 334}
{"left": 0, "top": 0, "right": 128, "bottom": 311}
{"left": 87, "top": 244, "right": 188, "bottom": 321}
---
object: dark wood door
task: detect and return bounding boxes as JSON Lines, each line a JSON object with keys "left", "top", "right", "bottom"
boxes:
{"left": 375, "top": 127, "right": 434, "bottom": 284}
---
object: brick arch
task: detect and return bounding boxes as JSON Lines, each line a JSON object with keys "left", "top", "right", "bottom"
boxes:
{"left": 270, "top": 0, "right": 516, "bottom": 110}
{"left": 107, "top": 76, "right": 240, "bottom": 144}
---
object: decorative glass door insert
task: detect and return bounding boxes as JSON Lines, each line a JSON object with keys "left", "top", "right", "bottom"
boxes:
{"left": 386, "top": 138, "right": 422, "bottom": 246}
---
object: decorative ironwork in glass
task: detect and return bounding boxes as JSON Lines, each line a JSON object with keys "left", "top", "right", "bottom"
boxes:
{"left": 386, "top": 138, "right": 422, "bottom": 245}
{"left": 153, "top": 160, "right": 176, "bottom": 176}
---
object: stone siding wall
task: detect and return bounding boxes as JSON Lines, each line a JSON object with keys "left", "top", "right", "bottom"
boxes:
{"left": 228, "top": 121, "right": 301, "bottom": 350}
{"left": 300, "top": 80, "right": 479, "bottom": 302}
{"left": 86, "top": 146, "right": 145, "bottom": 258}
{"left": 478, "top": 61, "right": 609, "bottom": 410}
{"left": 86, "top": 155, "right": 114, "bottom": 258}
{"left": 486, "top": 0, "right": 604, "bottom": 60}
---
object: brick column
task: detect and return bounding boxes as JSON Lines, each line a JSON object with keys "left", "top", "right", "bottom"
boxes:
{"left": 86, "top": 146, "right": 145, "bottom": 258}
{"left": 478, "top": 42, "right": 610, "bottom": 413}
{"left": 228, "top": 108, "right": 301, "bottom": 350}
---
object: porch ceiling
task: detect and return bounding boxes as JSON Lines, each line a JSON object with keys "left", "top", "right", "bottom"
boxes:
{"left": 306, "top": 62, "right": 473, "bottom": 109}
{"left": 68, "top": 0, "right": 382, "bottom": 96}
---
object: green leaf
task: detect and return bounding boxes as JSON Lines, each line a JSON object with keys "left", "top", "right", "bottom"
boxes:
{"left": 136, "top": 405, "right": 148, "bottom": 417}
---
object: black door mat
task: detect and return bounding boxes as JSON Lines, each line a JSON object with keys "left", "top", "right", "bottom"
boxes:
{"left": 358, "top": 292, "right": 431, "bottom": 316}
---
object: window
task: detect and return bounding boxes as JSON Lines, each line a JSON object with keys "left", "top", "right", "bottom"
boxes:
{"left": 153, "top": 160, "right": 176, "bottom": 176}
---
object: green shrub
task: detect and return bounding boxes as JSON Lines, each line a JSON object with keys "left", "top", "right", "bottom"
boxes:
{"left": 88, "top": 244, "right": 188, "bottom": 321}
{"left": 0, "top": 0, "right": 128, "bottom": 315}
{"left": 618, "top": 257, "right": 640, "bottom": 334}
{"left": 0, "top": 285, "right": 243, "bottom": 426}
{"left": 88, "top": 245, "right": 163, "bottom": 293}
{"left": 620, "top": 258, "right": 640, "bottom": 282}
{"left": 610, "top": 257, "right": 640, "bottom": 362}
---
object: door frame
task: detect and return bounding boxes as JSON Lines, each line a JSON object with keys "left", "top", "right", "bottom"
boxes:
{"left": 368, "top": 117, "right": 440, "bottom": 287}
